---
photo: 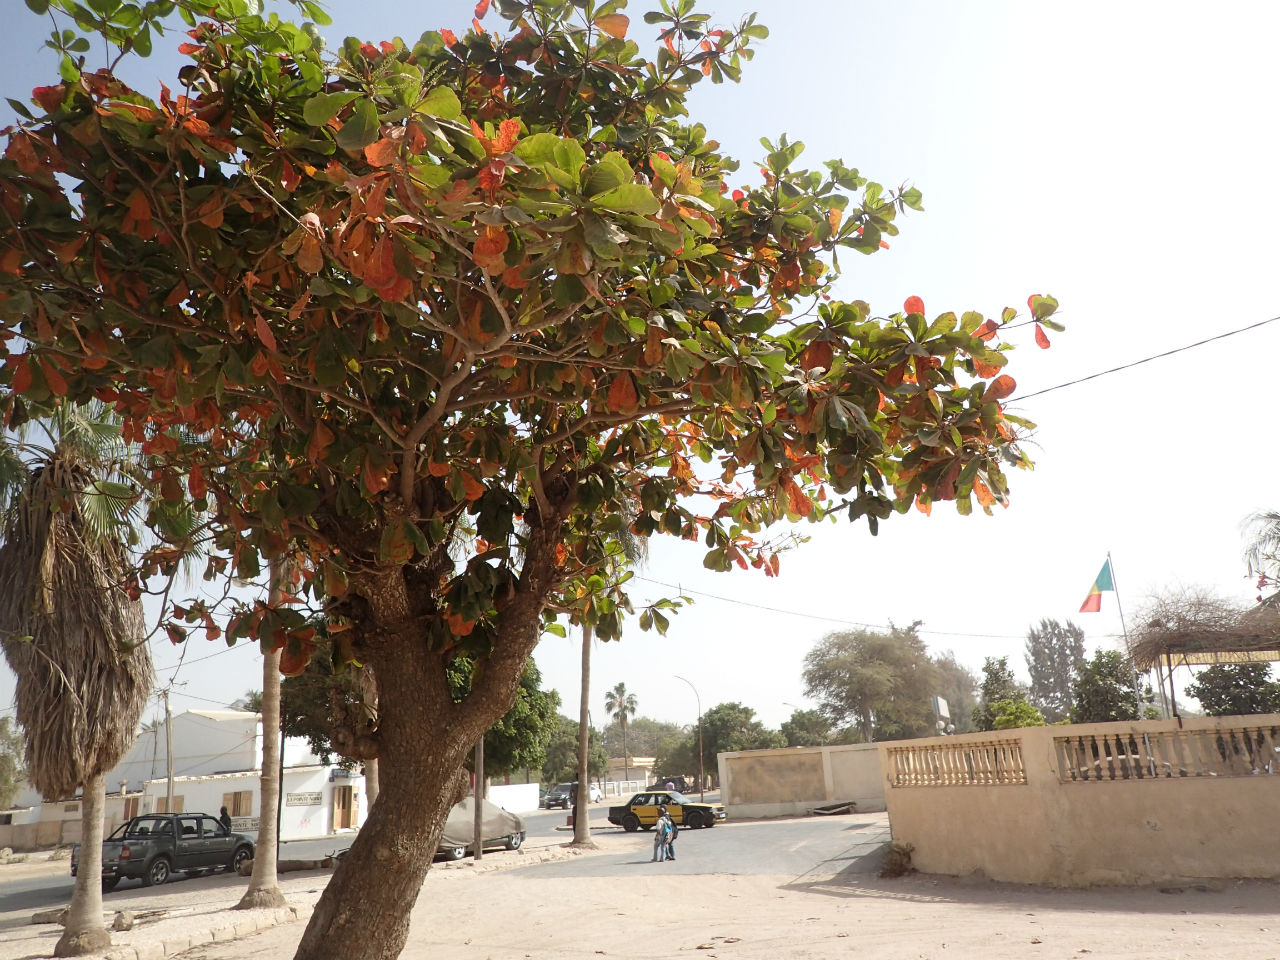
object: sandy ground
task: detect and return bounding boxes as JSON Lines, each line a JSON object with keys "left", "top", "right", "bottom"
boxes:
{"left": 175, "top": 830, "right": 1280, "bottom": 960}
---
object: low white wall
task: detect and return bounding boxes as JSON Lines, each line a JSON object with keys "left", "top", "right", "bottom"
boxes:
{"left": 718, "top": 743, "right": 885, "bottom": 818}
{"left": 488, "top": 781, "right": 539, "bottom": 813}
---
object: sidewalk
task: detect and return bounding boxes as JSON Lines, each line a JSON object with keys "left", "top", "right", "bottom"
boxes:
{"left": 0, "top": 831, "right": 595, "bottom": 960}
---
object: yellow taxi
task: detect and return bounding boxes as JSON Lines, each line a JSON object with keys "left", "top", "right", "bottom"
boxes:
{"left": 607, "top": 790, "right": 727, "bottom": 831}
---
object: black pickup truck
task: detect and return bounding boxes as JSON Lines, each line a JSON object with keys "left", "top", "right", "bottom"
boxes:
{"left": 71, "top": 813, "right": 255, "bottom": 890}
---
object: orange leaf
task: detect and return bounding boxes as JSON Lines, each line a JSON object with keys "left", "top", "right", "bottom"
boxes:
{"left": 427, "top": 459, "right": 452, "bottom": 477}
{"left": 364, "top": 137, "right": 398, "bottom": 167}
{"left": 593, "top": 13, "right": 630, "bottom": 38}
{"left": 982, "top": 374, "right": 1017, "bottom": 402}
{"left": 1034, "top": 323, "right": 1051, "bottom": 349}
{"left": 607, "top": 373, "right": 638, "bottom": 413}
{"left": 298, "top": 233, "right": 323, "bottom": 273}
{"left": 972, "top": 357, "right": 1002, "bottom": 378}
{"left": 254, "top": 310, "right": 278, "bottom": 353}
{"left": 782, "top": 476, "right": 813, "bottom": 517}
{"left": 362, "top": 450, "right": 392, "bottom": 495}
{"left": 323, "top": 562, "right": 348, "bottom": 598}
{"left": 800, "top": 340, "right": 833, "bottom": 374}
{"left": 460, "top": 471, "right": 485, "bottom": 501}
{"left": 904, "top": 295, "right": 925, "bottom": 315}
{"left": 122, "top": 188, "right": 152, "bottom": 235}
{"left": 279, "top": 640, "right": 317, "bottom": 677}
{"left": 474, "top": 0, "right": 491, "bottom": 16}
{"left": 974, "top": 319, "right": 998, "bottom": 342}
{"left": 473, "top": 225, "right": 509, "bottom": 272}
{"left": 973, "top": 477, "right": 995, "bottom": 508}
{"left": 445, "top": 610, "right": 476, "bottom": 637}
{"left": 644, "top": 324, "right": 664, "bottom": 365}
{"left": 11, "top": 355, "right": 32, "bottom": 394}
{"left": 188, "top": 464, "right": 206, "bottom": 499}
{"left": 42, "top": 359, "right": 68, "bottom": 397}
{"left": 441, "top": 28, "right": 458, "bottom": 45}
{"left": 307, "top": 420, "right": 335, "bottom": 462}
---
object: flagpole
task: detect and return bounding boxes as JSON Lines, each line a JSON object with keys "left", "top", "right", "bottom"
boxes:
{"left": 1108, "top": 551, "right": 1168, "bottom": 718}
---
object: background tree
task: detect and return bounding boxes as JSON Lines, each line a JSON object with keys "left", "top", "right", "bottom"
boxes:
{"left": 803, "top": 624, "right": 937, "bottom": 741}
{"left": 971, "top": 656, "right": 1027, "bottom": 731}
{"left": 931, "top": 651, "right": 979, "bottom": 734}
{"left": 1244, "top": 510, "right": 1280, "bottom": 606}
{"left": 457, "top": 659, "right": 560, "bottom": 778}
{"left": 230, "top": 691, "right": 264, "bottom": 713}
{"left": 599, "top": 715, "right": 683, "bottom": 761}
{"left": 698, "top": 702, "right": 784, "bottom": 770}
{"left": 1185, "top": 663, "right": 1280, "bottom": 717}
{"left": 0, "top": 717, "right": 24, "bottom": 809}
{"left": 541, "top": 715, "right": 606, "bottom": 785}
{"left": 0, "top": 406, "right": 153, "bottom": 956}
{"left": 1070, "top": 650, "right": 1150, "bottom": 723}
{"left": 780, "top": 708, "right": 832, "bottom": 747}
{"left": 652, "top": 728, "right": 698, "bottom": 779}
{"left": 0, "top": 1, "right": 1053, "bottom": 956}
{"left": 1024, "top": 618, "right": 1085, "bottom": 722}
{"left": 990, "top": 698, "right": 1046, "bottom": 730}
{"left": 604, "top": 682, "right": 638, "bottom": 781}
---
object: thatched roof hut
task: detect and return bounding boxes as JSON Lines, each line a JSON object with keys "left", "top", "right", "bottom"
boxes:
{"left": 1129, "top": 593, "right": 1280, "bottom": 671}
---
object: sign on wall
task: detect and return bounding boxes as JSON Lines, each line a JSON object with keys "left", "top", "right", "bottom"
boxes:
{"left": 286, "top": 791, "right": 323, "bottom": 807}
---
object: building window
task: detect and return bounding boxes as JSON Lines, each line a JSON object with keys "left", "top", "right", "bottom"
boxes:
{"left": 63, "top": 803, "right": 79, "bottom": 814}
{"left": 222, "top": 790, "right": 253, "bottom": 816}
{"left": 0, "top": 813, "right": 12, "bottom": 825}
{"left": 155, "top": 795, "right": 185, "bottom": 813}
{"left": 123, "top": 796, "right": 140, "bottom": 820}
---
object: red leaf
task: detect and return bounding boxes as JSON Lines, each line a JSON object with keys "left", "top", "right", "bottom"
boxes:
{"left": 254, "top": 310, "right": 278, "bottom": 353}
{"left": 973, "top": 319, "right": 998, "bottom": 342}
{"left": 474, "top": 0, "right": 491, "bottom": 16}
{"left": 1034, "top": 323, "right": 1051, "bottom": 349}
{"left": 11, "top": 355, "right": 32, "bottom": 394}
{"left": 298, "top": 234, "right": 323, "bottom": 274}
{"left": 31, "top": 84, "right": 65, "bottom": 114}
{"left": 982, "top": 374, "right": 1017, "bottom": 402}
{"left": 41, "top": 359, "right": 68, "bottom": 397}
{"left": 904, "top": 296, "right": 925, "bottom": 316}
{"left": 188, "top": 464, "right": 206, "bottom": 499}
{"left": 364, "top": 137, "right": 398, "bottom": 167}
{"left": 473, "top": 225, "right": 509, "bottom": 272}
{"left": 460, "top": 471, "right": 485, "bottom": 501}
{"left": 362, "top": 450, "right": 392, "bottom": 495}
{"left": 441, "top": 28, "right": 458, "bottom": 46}
{"left": 607, "top": 373, "right": 639, "bottom": 413}
{"left": 308, "top": 420, "right": 335, "bottom": 462}
{"left": 1027, "top": 293, "right": 1042, "bottom": 312}
{"left": 177, "top": 42, "right": 205, "bottom": 56}
{"left": 800, "top": 340, "right": 834, "bottom": 374}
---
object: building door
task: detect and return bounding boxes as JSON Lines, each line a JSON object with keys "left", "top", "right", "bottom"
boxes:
{"left": 332, "top": 786, "right": 353, "bottom": 830}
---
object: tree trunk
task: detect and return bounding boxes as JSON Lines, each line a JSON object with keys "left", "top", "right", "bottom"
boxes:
{"left": 237, "top": 564, "right": 287, "bottom": 911}
{"left": 292, "top": 638, "right": 473, "bottom": 960}
{"left": 572, "top": 623, "right": 593, "bottom": 846}
{"left": 364, "top": 757, "right": 379, "bottom": 810}
{"left": 55, "top": 773, "right": 110, "bottom": 956}
{"left": 621, "top": 718, "right": 629, "bottom": 783}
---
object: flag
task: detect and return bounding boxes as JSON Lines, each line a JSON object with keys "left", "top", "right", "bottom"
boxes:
{"left": 1079, "top": 560, "right": 1114, "bottom": 612}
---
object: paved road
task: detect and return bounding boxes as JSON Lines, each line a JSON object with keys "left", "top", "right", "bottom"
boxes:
{"left": 515, "top": 813, "right": 890, "bottom": 880}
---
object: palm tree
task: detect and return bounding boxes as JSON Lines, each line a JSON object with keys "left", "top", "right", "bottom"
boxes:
{"left": 236, "top": 556, "right": 288, "bottom": 910}
{"left": 1244, "top": 510, "right": 1280, "bottom": 606}
{"left": 604, "top": 682, "right": 638, "bottom": 783}
{"left": 0, "top": 404, "right": 153, "bottom": 956}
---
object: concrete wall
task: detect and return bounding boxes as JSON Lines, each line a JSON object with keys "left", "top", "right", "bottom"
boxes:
{"left": 0, "top": 793, "right": 139, "bottom": 851}
{"left": 879, "top": 714, "right": 1280, "bottom": 886}
{"left": 718, "top": 743, "right": 885, "bottom": 818}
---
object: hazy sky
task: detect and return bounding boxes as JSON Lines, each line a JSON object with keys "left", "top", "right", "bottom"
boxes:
{"left": 2, "top": 1, "right": 1277, "bottom": 735}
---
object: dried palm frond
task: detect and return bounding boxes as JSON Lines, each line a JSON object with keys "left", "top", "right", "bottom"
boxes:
{"left": 0, "top": 455, "right": 152, "bottom": 800}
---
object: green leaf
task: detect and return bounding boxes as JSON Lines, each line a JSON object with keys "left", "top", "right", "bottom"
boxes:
{"left": 303, "top": 91, "right": 361, "bottom": 127}
{"left": 583, "top": 151, "right": 633, "bottom": 196}
{"left": 334, "top": 99, "right": 380, "bottom": 151}
{"left": 543, "top": 622, "right": 567, "bottom": 638}
{"left": 591, "top": 183, "right": 659, "bottom": 215}
{"left": 513, "top": 132, "right": 560, "bottom": 165}
{"left": 901, "top": 186, "right": 924, "bottom": 210}
{"left": 25, "top": 0, "right": 51, "bottom": 12}
{"left": 414, "top": 85, "right": 461, "bottom": 120}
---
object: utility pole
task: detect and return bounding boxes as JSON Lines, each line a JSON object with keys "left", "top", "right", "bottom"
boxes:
{"left": 674, "top": 675, "right": 704, "bottom": 801}
{"left": 472, "top": 737, "right": 484, "bottom": 861}
{"left": 163, "top": 689, "right": 174, "bottom": 813}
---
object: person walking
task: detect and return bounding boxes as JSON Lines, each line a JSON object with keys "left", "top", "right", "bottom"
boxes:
{"left": 651, "top": 806, "right": 671, "bottom": 862}
{"left": 665, "top": 812, "right": 678, "bottom": 861}
{"left": 219, "top": 805, "right": 233, "bottom": 834}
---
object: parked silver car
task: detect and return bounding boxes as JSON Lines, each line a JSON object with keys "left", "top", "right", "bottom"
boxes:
{"left": 435, "top": 798, "right": 526, "bottom": 861}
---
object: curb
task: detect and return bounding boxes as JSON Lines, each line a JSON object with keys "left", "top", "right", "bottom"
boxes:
{"left": 100, "top": 906, "right": 299, "bottom": 960}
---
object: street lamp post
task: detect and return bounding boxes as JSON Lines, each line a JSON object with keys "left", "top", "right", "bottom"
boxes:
{"left": 673, "top": 675, "right": 704, "bottom": 801}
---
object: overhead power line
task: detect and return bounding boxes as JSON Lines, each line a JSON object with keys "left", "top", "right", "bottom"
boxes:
{"left": 1012, "top": 314, "right": 1280, "bottom": 403}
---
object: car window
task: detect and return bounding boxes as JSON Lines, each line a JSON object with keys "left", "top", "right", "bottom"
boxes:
{"left": 633, "top": 794, "right": 652, "bottom": 806}
{"left": 179, "top": 816, "right": 200, "bottom": 837}
{"left": 200, "top": 816, "right": 227, "bottom": 837}
{"left": 127, "top": 817, "right": 165, "bottom": 838}
{"left": 667, "top": 791, "right": 690, "bottom": 804}
{"left": 555, "top": 783, "right": 573, "bottom": 792}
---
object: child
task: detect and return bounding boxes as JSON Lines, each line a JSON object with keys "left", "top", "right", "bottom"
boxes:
{"left": 652, "top": 805, "right": 671, "bottom": 862}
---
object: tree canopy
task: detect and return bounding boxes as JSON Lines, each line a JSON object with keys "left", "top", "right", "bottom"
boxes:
{"left": 1024, "top": 618, "right": 1084, "bottom": 722}
{"left": 1070, "top": 650, "right": 1151, "bottom": 724}
{"left": 1185, "top": 663, "right": 1280, "bottom": 717}
{"left": 0, "top": 0, "right": 1055, "bottom": 956}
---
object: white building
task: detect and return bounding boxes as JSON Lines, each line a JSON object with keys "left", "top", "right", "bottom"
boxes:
{"left": 3, "top": 708, "right": 366, "bottom": 847}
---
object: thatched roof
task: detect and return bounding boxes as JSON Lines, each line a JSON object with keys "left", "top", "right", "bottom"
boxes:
{"left": 1129, "top": 593, "right": 1280, "bottom": 669}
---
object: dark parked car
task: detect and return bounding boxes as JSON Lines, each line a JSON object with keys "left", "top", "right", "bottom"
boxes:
{"left": 648, "top": 776, "right": 690, "bottom": 793}
{"left": 543, "top": 781, "right": 603, "bottom": 809}
{"left": 71, "top": 813, "right": 255, "bottom": 890}
{"left": 435, "top": 798, "right": 526, "bottom": 861}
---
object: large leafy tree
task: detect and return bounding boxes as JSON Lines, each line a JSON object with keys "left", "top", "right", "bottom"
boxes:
{"left": 0, "top": 717, "right": 24, "bottom": 810}
{"left": 1023, "top": 618, "right": 1085, "bottom": 722}
{"left": 0, "top": 406, "right": 153, "bottom": 956}
{"left": 971, "top": 655, "right": 1025, "bottom": 731}
{"left": 598, "top": 713, "right": 682, "bottom": 759}
{"left": 803, "top": 624, "right": 937, "bottom": 741}
{"left": 0, "top": 1, "right": 1054, "bottom": 956}
{"left": 1185, "top": 663, "right": 1280, "bottom": 717}
{"left": 931, "top": 651, "right": 978, "bottom": 734}
{"left": 541, "top": 714, "right": 606, "bottom": 785}
{"left": 1070, "top": 650, "right": 1150, "bottom": 724}
{"left": 780, "top": 707, "right": 832, "bottom": 747}
{"left": 697, "top": 701, "right": 783, "bottom": 764}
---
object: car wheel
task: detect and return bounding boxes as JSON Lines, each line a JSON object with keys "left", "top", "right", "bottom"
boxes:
{"left": 229, "top": 845, "right": 253, "bottom": 873}
{"left": 142, "top": 856, "right": 171, "bottom": 887}
{"left": 441, "top": 845, "right": 466, "bottom": 861}
{"left": 505, "top": 833, "right": 523, "bottom": 851}
{"left": 621, "top": 813, "right": 640, "bottom": 833}
{"left": 685, "top": 810, "right": 704, "bottom": 829}
{"left": 101, "top": 877, "right": 119, "bottom": 893}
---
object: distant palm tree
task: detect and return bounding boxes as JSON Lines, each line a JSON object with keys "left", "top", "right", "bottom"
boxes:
{"left": 0, "top": 404, "right": 153, "bottom": 956}
{"left": 1244, "top": 510, "right": 1280, "bottom": 606}
{"left": 604, "top": 682, "right": 638, "bottom": 782}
